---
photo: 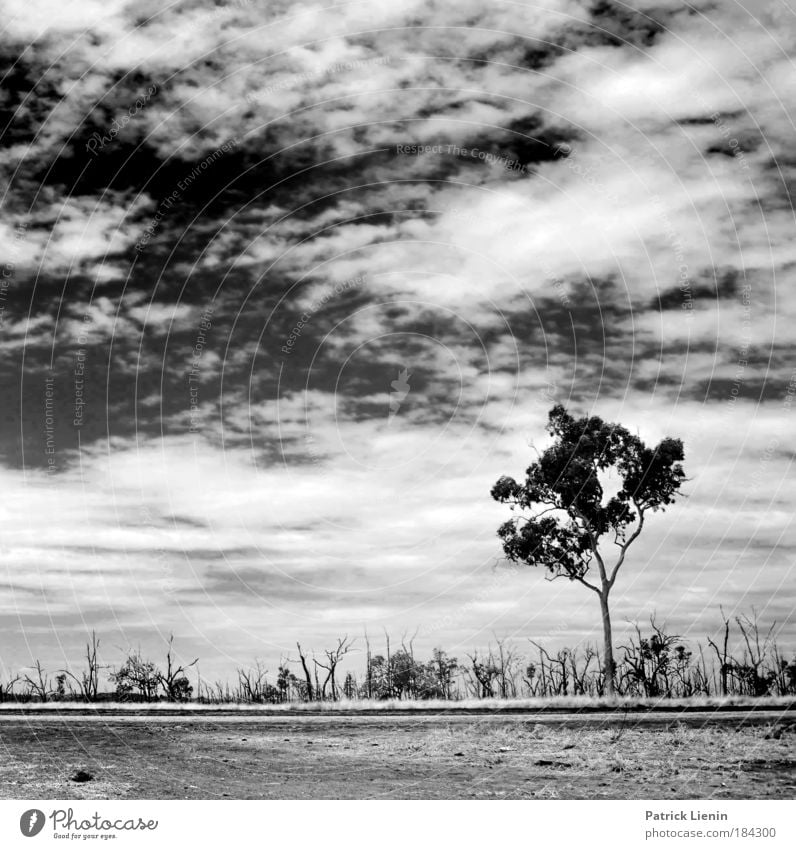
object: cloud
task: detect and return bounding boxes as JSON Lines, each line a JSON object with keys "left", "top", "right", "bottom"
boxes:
{"left": 1, "top": 194, "right": 146, "bottom": 274}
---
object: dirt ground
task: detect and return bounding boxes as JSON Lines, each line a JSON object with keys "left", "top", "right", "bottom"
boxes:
{"left": 0, "top": 716, "right": 794, "bottom": 800}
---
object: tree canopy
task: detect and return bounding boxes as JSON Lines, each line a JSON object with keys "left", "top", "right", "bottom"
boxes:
{"left": 491, "top": 404, "right": 685, "bottom": 592}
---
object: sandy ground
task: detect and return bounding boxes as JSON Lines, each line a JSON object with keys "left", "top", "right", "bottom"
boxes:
{"left": 0, "top": 715, "right": 793, "bottom": 800}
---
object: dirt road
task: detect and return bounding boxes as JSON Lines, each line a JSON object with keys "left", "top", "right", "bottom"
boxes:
{"left": 0, "top": 709, "right": 793, "bottom": 799}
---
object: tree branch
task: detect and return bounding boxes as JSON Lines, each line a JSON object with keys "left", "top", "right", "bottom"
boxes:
{"left": 571, "top": 505, "right": 607, "bottom": 584}
{"left": 608, "top": 504, "right": 645, "bottom": 588}
{"left": 574, "top": 574, "right": 601, "bottom": 595}
{"left": 512, "top": 506, "right": 560, "bottom": 524}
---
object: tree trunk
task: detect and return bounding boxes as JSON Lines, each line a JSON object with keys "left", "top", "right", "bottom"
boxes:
{"left": 296, "top": 643, "right": 313, "bottom": 702}
{"left": 600, "top": 590, "right": 616, "bottom": 697}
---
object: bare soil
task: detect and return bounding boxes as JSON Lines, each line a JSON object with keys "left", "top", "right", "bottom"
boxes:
{"left": 0, "top": 715, "right": 793, "bottom": 799}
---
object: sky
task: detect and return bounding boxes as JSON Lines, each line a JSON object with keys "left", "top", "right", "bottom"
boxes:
{"left": 0, "top": 0, "right": 794, "bottom": 683}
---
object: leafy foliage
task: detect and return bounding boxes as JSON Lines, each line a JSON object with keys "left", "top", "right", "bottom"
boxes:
{"left": 366, "top": 648, "right": 459, "bottom": 700}
{"left": 492, "top": 404, "right": 685, "bottom": 583}
{"left": 110, "top": 652, "right": 160, "bottom": 702}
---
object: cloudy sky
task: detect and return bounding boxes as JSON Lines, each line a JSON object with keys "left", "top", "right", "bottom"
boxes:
{"left": 0, "top": 0, "right": 794, "bottom": 681}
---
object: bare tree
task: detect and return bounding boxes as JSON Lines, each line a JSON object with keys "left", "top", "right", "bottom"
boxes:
{"left": 236, "top": 662, "right": 269, "bottom": 702}
{"left": 530, "top": 642, "right": 570, "bottom": 695}
{"left": 694, "top": 643, "right": 712, "bottom": 696}
{"left": 295, "top": 643, "right": 314, "bottom": 702}
{"left": 399, "top": 629, "right": 421, "bottom": 699}
{"left": 620, "top": 618, "right": 680, "bottom": 697}
{"left": 707, "top": 608, "right": 732, "bottom": 697}
{"left": 364, "top": 628, "right": 373, "bottom": 699}
{"left": 734, "top": 611, "right": 777, "bottom": 696}
{"left": 466, "top": 651, "right": 499, "bottom": 698}
{"left": 570, "top": 645, "right": 598, "bottom": 696}
{"left": 22, "top": 660, "right": 53, "bottom": 702}
{"left": 159, "top": 635, "right": 198, "bottom": 701}
{"left": 493, "top": 637, "right": 519, "bottom": 698}
{"left": 0, "top": 674, "right": 19, "bottom": 703}
{"left": 384, "top": 630, "right": 392, "bottom": 697}
{"left": 314, "top": 636, "right": 354, "bottom": 700}
{"left": 208, "top": 679, "right": 233, "bottom": 704}
{"left": 61, "top": 631, "right": 103, "bottom": 702}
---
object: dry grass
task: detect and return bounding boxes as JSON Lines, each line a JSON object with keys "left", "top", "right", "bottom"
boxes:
{"left": 0, "top": 695, "right": 794, "bottom": 712}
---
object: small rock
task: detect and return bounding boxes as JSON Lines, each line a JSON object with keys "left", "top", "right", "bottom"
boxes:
{"left": 453, "top": 752, "right": 465, "bottom": 757}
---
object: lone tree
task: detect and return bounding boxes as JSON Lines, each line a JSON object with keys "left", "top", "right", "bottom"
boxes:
{"left": 491, "top": 405, "right": 685, "bottom": 696}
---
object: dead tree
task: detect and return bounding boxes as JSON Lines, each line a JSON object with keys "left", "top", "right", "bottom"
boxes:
{"left": 210, "top": 680, "right": 233, "bottom": 703}
{"left": 236, "top": 661, "right": 269, "bottom": 702}
{"left": 533, "top": 642, "right": 549, "bottom": 696}
{"left": 62, "top": 631, "right": 103, "bottom": 702}
{"left": 493, "top": 637, "right": 519, "bottom": 698}
{"left": 570, "top": 645, "right": 598, "bottom": 696}
{"left": 158, "top": 635, "right": 198, "bottom": 701}
{"left": 400, "top": 629, "right": 419, "bottom": 699}
{"left": 295, "top": 643, "right": 314, "bottom": 702}
{"left": 707, "top": 608, "right": 731, "bottom": 696}
{"left": 364, "top": 628, "right": 373, "bottom": 699}
{"left": 23, "top": 660, "right": 53, "bottom": 702}
{"left": 466, "top": 651, "right": 499, "bottom": 698}
{"left": 620, "top": 618, "right": 680, "bottom": 697}
{"left": 0, "top": 674, "right": 19, "bottom": 702}
{"left": 530, "top": 642, "right": 570, "bottom": 696}
{"left": 734, "top": 611, "right": 777, "bottom": 696}
{"left": 314, "top": 636, "right": 354, "bottom": 701}
{"left": 694, "top": 643, "right": 711, "bottom": 696}
{"left": 384, "top": 630, "right": 392, "bottom": 697}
